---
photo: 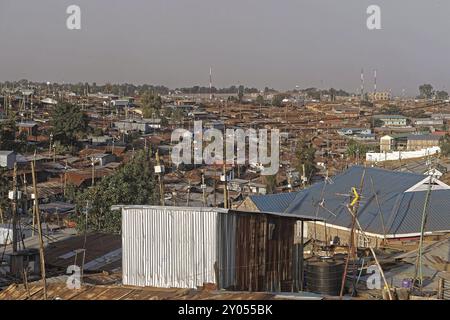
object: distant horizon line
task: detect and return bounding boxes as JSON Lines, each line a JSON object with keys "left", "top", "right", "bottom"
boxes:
{"left": 0, "top": 78, "right": 407, "bottom": 96}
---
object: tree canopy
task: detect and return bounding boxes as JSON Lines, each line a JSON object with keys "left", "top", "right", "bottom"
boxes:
{"left": 295, "top": 140, "right": 317, "bottom": 183}
{"left": 346, "top": 140, "right": 370, "bottom": 158}
{"left": 0, "top": 169, "right": 10, "bottom": 218}
{"left": 71, "top": 150, "right": 158, "bottom": 233}
{"left": 419, "top": 84, "right": 434, "bottom": 99}
{"left": 440, "top": 134, "right": 450, "bottom": 157}
{"left": 140, "top": 92, "right": 162, "bottom": 118}
{"left": 0, "top": 118, "right": 17, "bottom": 150}
{"left": 51, "top": 102, "right": 89, "bottom": 145}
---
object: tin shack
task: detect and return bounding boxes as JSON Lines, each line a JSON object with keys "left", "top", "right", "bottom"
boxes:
{"left": 115, "top": 205, "right": 322, "bottom": 292}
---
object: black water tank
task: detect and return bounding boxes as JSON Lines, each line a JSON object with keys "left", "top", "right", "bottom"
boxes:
{"left": 305, "top": 257, "right": 344, "bottom": 296}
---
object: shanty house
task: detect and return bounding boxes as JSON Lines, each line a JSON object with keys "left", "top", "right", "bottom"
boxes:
{"left": 114, "top": 119, "right": 161, "bottom": 134}
{"left": 17, "top": 121, "right": 38, "bottom": 136}
{"left": 92, "top": 153, "right": 116, "bottom": 166}
{"left": 407, "top": 134, "right": 441, "bottom": 151}
{"left": 373, "top": 115, "right": 408, "bottom": 127}
{"left": 239, "top": 166, "right": 450, "bottom": 247}
{"left": 0, "top": 151, "right": 15, "bottom": 169}
{"left": 117, "top": 206, "right": 321, "bottom": 292}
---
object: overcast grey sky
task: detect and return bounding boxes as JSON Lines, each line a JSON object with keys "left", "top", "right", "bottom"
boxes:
{"left": 0, "top": 0, "right": 449, "bottom": 94}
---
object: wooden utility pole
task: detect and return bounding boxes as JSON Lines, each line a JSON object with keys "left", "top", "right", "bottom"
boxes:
{"left": 91, "top": 157, "right": 95, "bottom": 187}
{"left": 370, "top": 176, "right": 387, "bottom": 242}
{"left": 223, "top": 164, "right": 229, "bottom": 209}
{"left": 22, "top": 173, "right": 28, "bottom": 240}
{"left": 186, "top": 180, "right": 191, "bottom": 207}
{"left": 201, "top": 171, "right": 207, "bottom": 207}
{"left": 11, "top": 163, "right": 18, "bottom": 253}
{"left": 31, "top": 161, "right": 47, "bottom": 300}
{"left": 213, "top": 177, "right": 217, "bottom": 207}
{"left": 63, "top": 160, "right": 68, "bottom": 197}
{"left": 172, "top": 192, "right": 177, "bottom": 206}
{"left": 346, "top": 206, "right": 393, "bottom": 300}
{"left": 155, "top": 150, "right": 165, "bottom": 206}
{"left": 339, "top": 170, "right": 365, "bottom": 299}
{"left": 48, "top": 133, "right": 53, "bottom": 157}
{"left": 414, "top": 174, "right": 433, "bottom": 291}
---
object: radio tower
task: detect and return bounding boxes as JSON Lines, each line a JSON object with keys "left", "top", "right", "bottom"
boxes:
{"left": 374, "top": 69, "right": 377, "bottom": 94}
{"left": 360, "top": 68, "right": 365, "bottom": 102}
{"left": 209, "top": 67, "right": 213, "bottom": 101}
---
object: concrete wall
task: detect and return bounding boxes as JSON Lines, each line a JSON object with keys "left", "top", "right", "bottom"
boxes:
{"left": 305, "top": 221, "right": 382, "bottom": 248}
{"left": 366, "top": 147, "right": 440, "bottom": 162}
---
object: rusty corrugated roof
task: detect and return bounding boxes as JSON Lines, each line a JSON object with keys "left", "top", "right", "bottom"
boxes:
{"left": 0, "top": 282, "right": 284, "bottom": 300}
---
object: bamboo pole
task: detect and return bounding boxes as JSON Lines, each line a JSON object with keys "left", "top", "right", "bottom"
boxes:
{"left": 346, "top": 205, "right": 393, "bottom": 300}
{"left": 31, "top": 161, "right": 47, "bottom": 300}
{"left": 339, "top": 169, "right": 365, "bottom": 299}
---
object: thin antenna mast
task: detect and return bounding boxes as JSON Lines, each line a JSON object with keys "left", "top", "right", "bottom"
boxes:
{"left": 360, "top": 68, "right": 365, "bottom": 102}
{"left": 374, "top": 69, "right": 377, "bottom": 96}
{"left": 209, "top": 67, "right": 213, "bottom": 101}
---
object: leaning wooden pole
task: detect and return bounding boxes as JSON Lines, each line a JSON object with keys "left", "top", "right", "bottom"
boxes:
{"left": 414, "top": 174, "right": 433, "bottom": 291}
{"left": 347, "top": 206, "right": 393, "bottom": 300}
{"left": 31, "top": 161, "right": 47, "bottom": 300}
{"left": 339, "top": 169, "right": 365, "bottom": 299}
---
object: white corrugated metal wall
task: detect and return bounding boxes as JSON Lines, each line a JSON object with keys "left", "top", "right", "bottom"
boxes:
{"left": 122, "top": 206, "right": 234, "bottom": 288}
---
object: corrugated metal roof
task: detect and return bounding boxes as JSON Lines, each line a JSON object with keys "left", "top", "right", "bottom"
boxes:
{"left": 407, "top": 134, "right": 440, "bottom": 141}
{"left": 0, "top": 281, "right": 323, "bottom": 300}
{"left": 113, "top": 205, "right": 323, "bottom": 222}
{"left": 44, "top": 233, "right": 121, "bottom": 272}
{"left": 249, "top": 166, "right": 450, "bottom": 236}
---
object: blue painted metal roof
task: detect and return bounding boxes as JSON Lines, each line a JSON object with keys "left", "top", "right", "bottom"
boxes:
{"left": 250, "top": 166, "right": 450, "bottom": 236}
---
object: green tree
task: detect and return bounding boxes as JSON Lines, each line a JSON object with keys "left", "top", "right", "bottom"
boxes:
{"left": 238, "top": 85, "right": 245, "bottom": 102}
{"left": 170, "top": 107, "right": 184, "bottom": 123}
{"left": 0, "top": 118, "right": 17, "bottom": 150}
{"left": 52, "top": 102, "right": 89, "bottom": 145}
{"left": 140, "top": 92, "right": 162, "bottom": 118}
{"left": 436, "top": 90, "right": 449, "bottom": 100}
{"left": 295, "top": 140, "right": 317, "bottom": 183}
{"left": 255, "top": 95, "right": 265, "bottom": 106}
{"left": 72, "top": 150, "right": 158, "bottom": 233}
{"left": 346, "top": 140, "right": 369, "bottom": 158}
{"left": 263, "top": 175, "right": 277, "bottom": 194}
{"left": 439, "top": 134, "right": 450, "bottom": 156}
{"left": 0, "top": 169, "right": 10, "bottom": 220}
{"left": 419, "top": 84, "right": 434, "bottom": 99}
{"left": 272, "top": 94, "right": 288, "bottom": 107}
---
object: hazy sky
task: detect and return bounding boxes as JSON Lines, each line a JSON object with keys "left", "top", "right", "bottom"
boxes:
{"left": 1, "top": 0, "right": 449, "bottom": 95}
